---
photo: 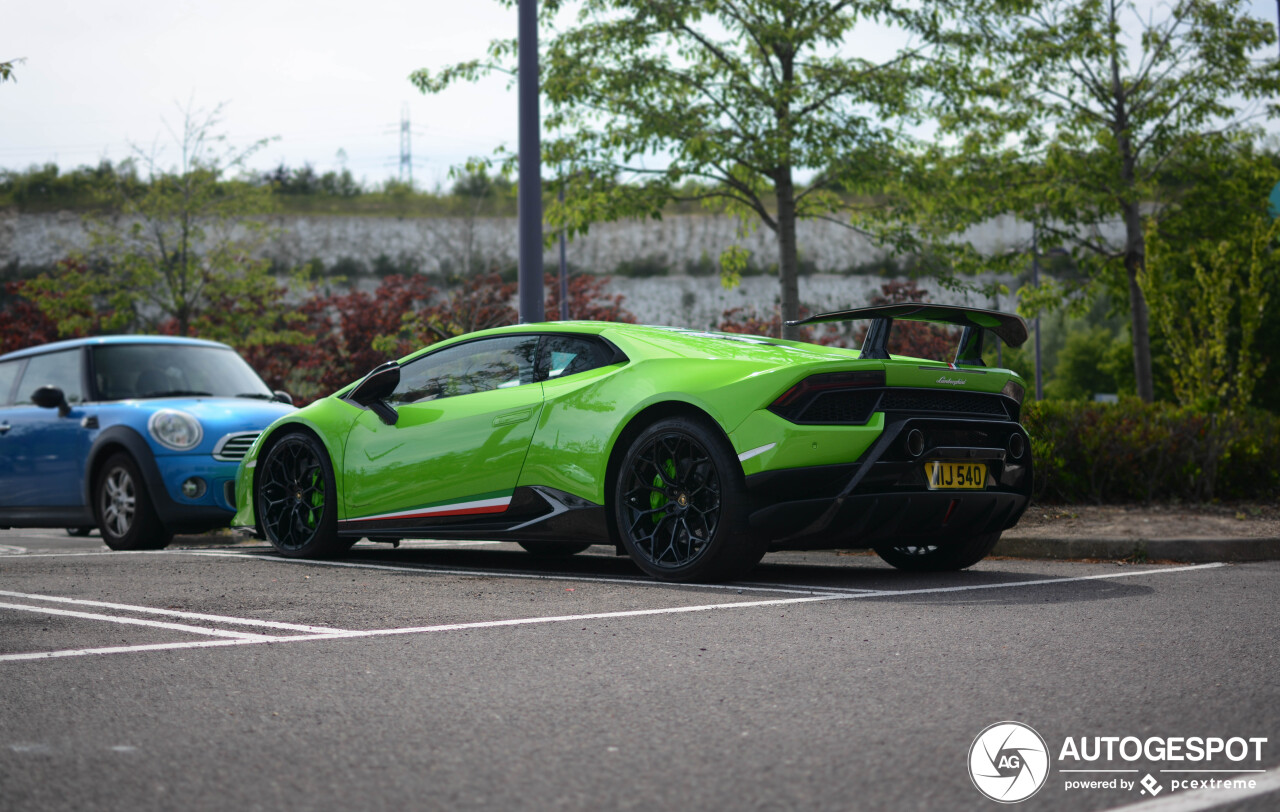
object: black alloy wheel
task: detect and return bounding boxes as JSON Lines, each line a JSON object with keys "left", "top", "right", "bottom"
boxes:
{"left": 257, "top": 432, "right": 350, "bottom": 558}
{"left": 614, "top": 416, "right": 762, "bottom": 582}
{"left": 874, "top": 532, "right": 1002, "bottom": 572}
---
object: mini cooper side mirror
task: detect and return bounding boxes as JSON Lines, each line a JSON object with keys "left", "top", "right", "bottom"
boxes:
{"left": 349, "top": 361, "right": 400, "bottom": 426}
{"left": 272, "top": 390, "right": 294, "bottom": 405}
{"left": 31, "top": 385, "right": 71, "bottom": 417}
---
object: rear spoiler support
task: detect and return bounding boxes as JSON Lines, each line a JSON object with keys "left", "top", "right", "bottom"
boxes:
{"left": 787, "top": 302, "right": 1029, "bottom": 365}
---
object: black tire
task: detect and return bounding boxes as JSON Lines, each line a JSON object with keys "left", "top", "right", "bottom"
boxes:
{"left": 874, "top": 532, "right": 1001, "bottom": 572}
{"left": 94, "top": 453, "right": 173, "bottom": 551}
{"left": 613, "top": 415, "right": 763, "bottom": 583}
{"left": 517, "top": 541, "right": 593, "bottom": 557}
{"left": 65, "top": 527, "right": 94, "bottom": 537}
{"left": 256, "top": 432, "right": 351, "bottom": 558}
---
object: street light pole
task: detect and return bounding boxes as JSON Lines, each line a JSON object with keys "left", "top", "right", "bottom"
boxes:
{"left": 1032, "top": 224, "right": 1043, "bottom": 401}
{"left": 517, "top": 0, "right": 545, "bottom": 323}
{"left": 558, "top": 183, "right": 568, "bottom": 318}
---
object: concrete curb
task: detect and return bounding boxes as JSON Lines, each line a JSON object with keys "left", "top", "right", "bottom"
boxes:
{"left": 994, "top": 535, "right": 1280, "bottom": 562}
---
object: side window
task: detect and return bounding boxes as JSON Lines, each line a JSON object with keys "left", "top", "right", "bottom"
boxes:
{"left": 389, "top": 336, "right": 540, "bottom": 405}
{"left": 537, "top": 335, "right": 614, "bottom": 381}
{"left": 0, "top": 360, "right": 21, "bottom": 406}
{"left": 14, "top": 349, "right": 83, "bottom": 405}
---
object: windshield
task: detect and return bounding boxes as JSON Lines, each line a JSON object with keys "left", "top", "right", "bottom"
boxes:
{"left": 91, "top": 344, "right": 273, "bottom": 401}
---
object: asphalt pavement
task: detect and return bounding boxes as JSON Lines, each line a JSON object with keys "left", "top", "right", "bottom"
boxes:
{"left": 1, "top": 529, "right": 1277, "bottom": 812}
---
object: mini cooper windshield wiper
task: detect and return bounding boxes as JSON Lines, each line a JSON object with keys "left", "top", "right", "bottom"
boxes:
{"left": 234, "top": 392, "right": 274, "bottom": 400}
{"left": 141, "top": 390, "right": 213, "bottom": 398}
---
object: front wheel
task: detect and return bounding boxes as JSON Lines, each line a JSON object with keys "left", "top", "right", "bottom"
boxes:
{"left": 613, "top": 416, "right": 763, "bottom": 583}
{"left": 94, "top": 453, "right": 172, "bottom": 551}
{"left": 874, "top": 532, "right": 1001, "bottom": 572}
{"left": 256, "top": 432, "right": 351, "bottom": 558}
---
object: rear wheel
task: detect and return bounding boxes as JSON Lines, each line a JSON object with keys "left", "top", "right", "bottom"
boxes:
{"left": 257, "top": 432, "right": 351, "bottom": 558}
{"left": 613, "top": 416, "right": 763, "bottom": 582}
{"left": 874, "top": 532, "right": 1001, "bottom": 572}
{"left": 517, "top": 541, "right": 592, "bottom": 557}
{"left": 94, "top": 453, "right": 172, "bottom": 551}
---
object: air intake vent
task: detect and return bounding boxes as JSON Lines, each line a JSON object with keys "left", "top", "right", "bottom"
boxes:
{"left": 212, "top": 432, "right": 260, "bottom": 461}
{"left": 879, "top": 390, "right": 1009, "bottom": 418}
{"left": 796, "top": 391, "right": 881, "bottom": 424}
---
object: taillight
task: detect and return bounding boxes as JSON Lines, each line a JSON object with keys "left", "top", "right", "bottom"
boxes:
{"left": 1000, "top": 379, "right": 1025, "bottom": 405}
{"left": 770, "top": 370, "right": 885, "bottom": 411}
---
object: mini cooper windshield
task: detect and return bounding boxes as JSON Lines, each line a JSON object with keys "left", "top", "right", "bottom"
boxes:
{"left": 93, "top": 344, "right": 274, "bottom": 401}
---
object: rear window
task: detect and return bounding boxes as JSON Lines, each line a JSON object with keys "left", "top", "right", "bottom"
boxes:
{"left": 0, "top": 360, "right": 21, "bottom": 406}
{"left": 14, "top": 349, "right": 83, "bottom": 405}
{"left": 537, "top": 335, "right": 615, "bottom": 380}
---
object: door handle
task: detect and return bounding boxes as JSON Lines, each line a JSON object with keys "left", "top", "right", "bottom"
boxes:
{"left": 0, "top": 422, "right": 9, "bottom": 434}
{"left": 492, "top": 408, "right": 534, "bottom": 427}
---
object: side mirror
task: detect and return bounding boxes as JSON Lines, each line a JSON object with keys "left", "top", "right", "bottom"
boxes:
{"left": 31, "top": 385, "right": 71, "bottom": 417}
{"left": 272, "top": 390, "right": 294, "bottom": 405}
{"left": 349, "top": 361, "right": 400, "bottom": 426}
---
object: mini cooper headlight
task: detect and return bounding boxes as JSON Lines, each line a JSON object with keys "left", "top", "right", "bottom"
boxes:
{"left": 148, "top": 409, "right": 204, "bottom": 451}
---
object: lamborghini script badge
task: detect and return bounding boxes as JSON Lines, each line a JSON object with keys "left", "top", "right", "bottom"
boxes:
{"left": 936, "top": 376, "right": 967, "bottom": 386}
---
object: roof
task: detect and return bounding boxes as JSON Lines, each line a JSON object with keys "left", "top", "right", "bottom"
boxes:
{"left": 0, "top": 334, "right": 232, "bottom": 362}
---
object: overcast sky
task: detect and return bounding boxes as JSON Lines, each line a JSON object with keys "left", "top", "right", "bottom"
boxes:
{"left": 3, "top": 1, "right": 1279, "bottom": 191}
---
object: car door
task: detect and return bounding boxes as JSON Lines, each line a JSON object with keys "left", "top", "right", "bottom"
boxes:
{"left": 0, "top": 348, "right": 91, "bottom": 507}
{"left": 341, "top": 335, "right": 544, "bottom": 521}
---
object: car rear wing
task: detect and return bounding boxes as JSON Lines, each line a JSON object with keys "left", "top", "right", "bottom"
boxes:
{"left": 787, "top": 303, "right": 1029, "bottom": 365}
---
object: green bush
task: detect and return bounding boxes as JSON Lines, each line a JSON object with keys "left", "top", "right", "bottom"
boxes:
{"left": 1022, "top": 399, "right": 1280, "bottom": 504}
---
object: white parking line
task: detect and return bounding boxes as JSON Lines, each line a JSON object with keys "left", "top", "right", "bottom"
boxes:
{"left": 835, "top": 563, "right": 1225, "bottom": 599}
{"left": 0, "top": 562, "right": 1226, "bottom": 663}
{"left": 0, "top": 602, "right": 277, "bottom": 641}
{"left": 0, "top": 590, "right": 348, "bottom": 634}
{"left": 1104, "top": 767, "right": 1280, "bottom": 811}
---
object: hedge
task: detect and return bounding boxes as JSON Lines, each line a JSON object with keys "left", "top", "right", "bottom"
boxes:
{"left": 1021, "top": 400, "right": 1280, "bottom": 504}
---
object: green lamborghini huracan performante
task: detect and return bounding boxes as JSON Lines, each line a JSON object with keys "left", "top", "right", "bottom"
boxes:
{"left": 232, "top": 304, "right": 1033, "bottom": 582}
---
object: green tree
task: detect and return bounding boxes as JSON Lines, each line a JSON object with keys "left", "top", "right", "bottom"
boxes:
{"left": 945, "top": 0, "right": 1279, "bottom": 402}
{"left": 25, "top": 103, "right": 303, "bottom": 347}
{"left": 1141, "top": 213, "right": 1276, "bottom": 411}
{"left": 1043, "top": 326, "right": 1132, "bottom": 400}
{"left": 0, "top": 57, "right": 22, "bottom": 84}
{"left": 413, "top": 0, "right": 1006, "bottom": 340}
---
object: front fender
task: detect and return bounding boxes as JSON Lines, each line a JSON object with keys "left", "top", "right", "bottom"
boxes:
{"left": 84, "top": 425, "right": 161, "bottom": 510}
{"left": 232, "top": 400, "right": 363, "bottom": 529}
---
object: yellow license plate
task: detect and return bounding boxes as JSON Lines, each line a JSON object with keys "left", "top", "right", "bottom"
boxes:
{"left": 924, "top": 461, "right": 987, "bottom": 490}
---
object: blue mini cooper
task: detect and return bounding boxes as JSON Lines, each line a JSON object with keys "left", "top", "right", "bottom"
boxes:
{"left": 0, "top": 336, "right": 295, "bottom": 549}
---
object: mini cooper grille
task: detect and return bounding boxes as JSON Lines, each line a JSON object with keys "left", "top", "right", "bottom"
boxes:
{"left": 212, "top": 432, "right": 260, "bottom": 462}
{"left": 777, "top": 387, "right": 1012, "bottom": 424}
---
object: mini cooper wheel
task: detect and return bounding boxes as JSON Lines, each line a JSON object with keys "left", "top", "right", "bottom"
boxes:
{"left": 94, "top": 453, "right": 172, "bottom": 551}
{"left": 874, "top": 532, "right": 1001, "bottom": 572}
{"left": 517, "top": 541, "right": 593, "bottom": 557}
{"left": 257, "top": 432, "right": 350, "bottom": 558}
{"left": 613, "top": 416, "right": 762, "bottom": 583}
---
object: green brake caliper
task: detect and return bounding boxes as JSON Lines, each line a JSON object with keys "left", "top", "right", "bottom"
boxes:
{"left": 305, "top": 469, "right": 323, "bottom": 527}
{"left": 650, "top": 458, "right": 677, "bottom": 523}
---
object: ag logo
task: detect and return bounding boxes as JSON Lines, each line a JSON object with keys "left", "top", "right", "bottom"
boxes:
{"left": 968, "top": 721, "right": 1051, "bottom": 803}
